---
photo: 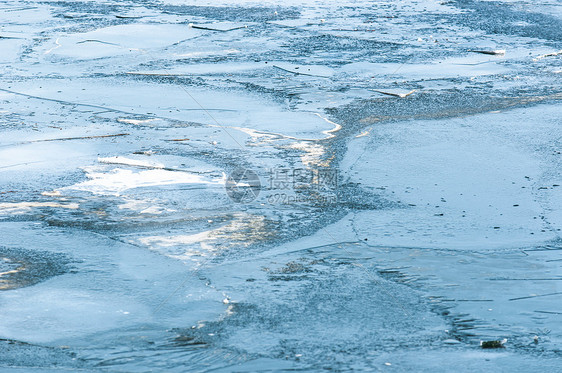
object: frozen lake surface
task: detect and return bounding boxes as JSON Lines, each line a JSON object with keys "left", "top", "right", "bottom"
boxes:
{"left": 0, "top": 0, "right": 561, "bottom": 371}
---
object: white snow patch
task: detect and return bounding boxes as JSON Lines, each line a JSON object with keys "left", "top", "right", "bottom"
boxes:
{"left": 65, "top": 167, "right": 224, "bottom": 196}
{"left": 139, "top": 230, "right": 213, "bottom": 247}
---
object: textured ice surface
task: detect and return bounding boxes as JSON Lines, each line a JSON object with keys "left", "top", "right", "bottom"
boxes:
{"left": 1, "top": 0, "right": 561, "bottom": 371}
{"left": 342, "top": 104, "right": 562, "bottom": 249}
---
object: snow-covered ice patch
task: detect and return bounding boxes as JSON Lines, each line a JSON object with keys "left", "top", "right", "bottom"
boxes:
{"left": 65, "top": 167, "right": 224, "bottom": 196}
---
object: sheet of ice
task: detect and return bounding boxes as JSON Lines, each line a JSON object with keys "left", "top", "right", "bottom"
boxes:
{"left": 342, "top": 104, "right": 561, "bottom": 249}
{"left": 4, "top": 79, "right": 337, "bottom": 140}
{"left": 98, "top": 156, "right": 165, "bottom": 168}
{"left": 47, "top": 24, "right": 203, "bottom": 59}
{"left": 340, "top": 59, "right": 510, "bottom": 80}
{"left": 1, "top": 0, "right": 561, "bottom": 371}
{"left": 0, "top": 222, "right": 227, "bottom": 344}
